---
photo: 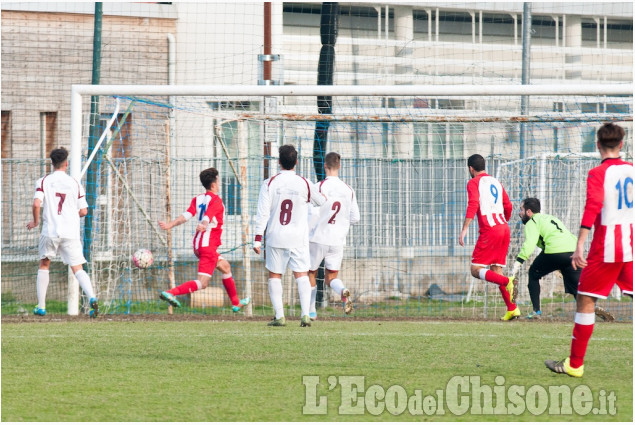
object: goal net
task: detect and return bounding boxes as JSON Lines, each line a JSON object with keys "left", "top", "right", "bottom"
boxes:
{"left": 1, "top": 85, "right": 632, "bottom": 319}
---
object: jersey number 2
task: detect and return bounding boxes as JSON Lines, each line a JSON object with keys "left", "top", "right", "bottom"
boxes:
{"left": 280, "top": 199, "right": 293, "bottom": 225}
{"left": 55, "top": 193, "right": 66, "bottom": 215}
{"left": 328, "top": 201, "right": 341, "bottom": 224}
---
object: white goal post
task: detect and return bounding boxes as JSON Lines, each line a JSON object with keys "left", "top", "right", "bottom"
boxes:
{"left": 68, "top": 83, "right": 633, "bottom": 315}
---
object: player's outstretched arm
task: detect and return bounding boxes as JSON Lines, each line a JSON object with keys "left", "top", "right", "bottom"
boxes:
{"left": 309, "top": 181, "right": 327, "bottom": 206}
{"left": 159, "top": 215, "right": 187, "bottom": 231}
{"left": 350, "top": 191, "right": 361, "bottom": 225}
{"left": 253, "top": 181, "right": 270, "bottom": 254}
{"left": 26, "top": 199, "right": 42, "bottom": 230}
{"left": 459, "top": 217, "right": 473, "bottom": 247}
{"left": 571, "top": 228, "right": 590, "bottom": 270}
{"left": 513, "top": 219, "right": 539, "bottom": 275}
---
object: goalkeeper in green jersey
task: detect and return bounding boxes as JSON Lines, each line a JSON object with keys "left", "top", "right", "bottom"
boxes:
{"left": 511, "top": 198, "right": 614, "bottom": 321}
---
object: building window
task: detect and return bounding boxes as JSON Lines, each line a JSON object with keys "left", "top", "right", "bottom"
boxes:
{"left": 40, "top": 112, "right": 57, "bottom": 159}
{"left": 1, "top": 111, "right": 11, "bottom": 159}
{"left": 1, "top": 111, "right": 12, "bottom": 244}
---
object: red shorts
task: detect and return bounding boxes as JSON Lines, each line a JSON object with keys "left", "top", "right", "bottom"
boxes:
{"left": 193, "top": 246, "right": 220, "bottom": 277}
{"left": 578, "top": 257, "right": 633, "bottom": 299}
{"left": 472, "top": 224, "right": 510, "bottom": 267}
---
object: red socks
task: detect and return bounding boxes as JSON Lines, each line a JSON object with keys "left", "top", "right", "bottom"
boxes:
{"left": 498, "top": 285, "right": 516, "bottom": 311}
{"left": 570, "top": 313, "right": 595, "bottom": 368}
{"left": 168, "top": 280, "right": 200, "bottom": 296}
{"left": 484, "top": 270, "right": 510, "bottom": 286}
{"left": 222, "top": 274, "right": 240, "bottom": 306}
{"left": 169, "top": 276, "right": 240, "bottom": 307}
{"left": 479, "top": 269, "right": 515, "bottom": 310}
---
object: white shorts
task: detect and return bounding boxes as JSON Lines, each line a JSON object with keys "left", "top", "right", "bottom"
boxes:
{"left": 39, "top": 235, "right": 86, "bottom": 266}
{"left": 265, "top": 245, "right": 310, "bottom": 274}
{"left": 309, "top": 242, "right": 344, "bottom": 271}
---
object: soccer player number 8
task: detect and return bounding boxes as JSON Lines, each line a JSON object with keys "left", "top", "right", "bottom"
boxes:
{"left": 490, "top": 184, "right": 499, "bottom": 204}
{"left": 280, "top": 199, "right": 293, "bottom": 225}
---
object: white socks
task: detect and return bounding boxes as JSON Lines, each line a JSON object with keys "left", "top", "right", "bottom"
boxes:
{"left": 74, "top": 269, "right": 96, "bottom": 300}
{"left": 574, "top": 312, "right": 596, "bottom": 325}
{"left": 309, "top": 286, "right": 317, "bottom": 313}
{"left": 296, "top": 276, "right": 311, "bottom": 317}
{"left": 268, "top": 278, "right": 284, "bottom": 319}
{"left": 330, "top": 278, "right": 345, "bottom": 298}
{"left": 36, "top": 269, "right": 49, "bottom": 309}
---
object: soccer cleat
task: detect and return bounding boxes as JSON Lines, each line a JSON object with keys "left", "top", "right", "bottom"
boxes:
{"left": 594, "top": 306, "right": 615, "bottom": 322}
{"left": 505, "top": 277, "right": 517, "bottom": 304}
{"left": 159, "top": 291, "right": 181, "bottom": 308}
{"left": 33, "top": 307, "right": 46, "bottom": 316}
{"left": 309, "top": 311, "right": 317, "bottom": 321}
{"left": 89, "top": 298, "right": 99, "bottom": 318}
{"left": 267, "top": 316, "right": 286, "bottom": 327}
{"left": 232, "top": 297, "right": 251, "bottom": 313}
{"left": 341, "top": 288, "right": 354, "bottom": 315}
{"left": 544, "top": 357, "right": 584, "bottom": 378}
{"left": 526, "top": 310, "right": 542, "bottom": 320}
{"left": 501, "top": 307, "right": 521, "bottom": 321}
{"left": 300, "top": 315, "right": 312, "bottom": 327}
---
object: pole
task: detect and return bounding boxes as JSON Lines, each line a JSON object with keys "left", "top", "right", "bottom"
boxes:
{"left": 72, "top": 2, "right": 102, "bottom": 315}
{"left": 520, "top": 2, "right": 532, "bottom": 160}
{"left": 239, "top": 121, "right": 253, "bottom": 316}
{"left": 165, "top": 122, "right": 175, "bottom": 315}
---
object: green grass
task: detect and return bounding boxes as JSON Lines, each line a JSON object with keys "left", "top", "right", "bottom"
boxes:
{"left": 1, "top": 319, "right": 632, "bottom": 421}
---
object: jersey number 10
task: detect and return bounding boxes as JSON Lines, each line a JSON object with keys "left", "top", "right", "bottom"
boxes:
{"left": 615, "top": 177, "right": 633, "bottom": 210}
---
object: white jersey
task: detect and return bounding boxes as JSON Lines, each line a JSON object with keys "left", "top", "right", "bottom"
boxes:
{"left": 255, "top": 170, "right": 326, "bottom": 249}
{"left": 34, "top": 170, "right": 88, "bottom": 240}
{"left": 309, "top": 176, "right": 360, "bottom": 246}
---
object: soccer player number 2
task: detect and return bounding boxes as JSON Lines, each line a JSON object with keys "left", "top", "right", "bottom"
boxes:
{"left": 280, "top": 199, "right": 293, "bottom": 225}
{"left": 490, "top": 184, "right": 499, "bottom": 204}
{"left": 328, "top": 201, "right": 341, "bottom": 224}
{"left": 615, "top": 177, "right": 633, "bottom": 210}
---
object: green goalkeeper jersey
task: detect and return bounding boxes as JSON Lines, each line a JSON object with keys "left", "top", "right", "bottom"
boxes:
{"left": 516, "top": 213, "right": 577, "bottom": 263}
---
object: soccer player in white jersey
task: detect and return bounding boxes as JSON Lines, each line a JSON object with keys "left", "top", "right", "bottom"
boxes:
{"left": 26, "top": 147, "right": 99, "bottom": 317}
{"left": 253, "top": 145, "right": 326, "bottom": 327}
{"left": 546, "top": 123, "right": 633, "bottom": 378}
{"left": 307, "top": 152, "right": 360, "bottom": 319}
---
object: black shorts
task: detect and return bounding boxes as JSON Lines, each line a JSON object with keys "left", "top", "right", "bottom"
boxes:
{"left": 528, "top": 252, "right": 580, "bottom": 295}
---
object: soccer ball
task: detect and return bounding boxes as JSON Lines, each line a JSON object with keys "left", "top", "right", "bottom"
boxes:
{"left": 133, "top": 248, "right": 154, "bottom": 269}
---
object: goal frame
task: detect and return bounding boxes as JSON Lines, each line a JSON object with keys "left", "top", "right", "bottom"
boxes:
{"left": 68, "top": 83, "right": 633, "bottom": 315}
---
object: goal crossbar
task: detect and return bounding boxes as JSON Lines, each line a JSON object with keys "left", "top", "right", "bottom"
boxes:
{"left": 70, "top": 83, "right": 633, "bottom": 180}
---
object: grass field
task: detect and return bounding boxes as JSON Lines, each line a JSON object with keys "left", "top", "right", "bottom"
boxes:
{"left": 1, "top": 318, "right": 632, "bottom": 421}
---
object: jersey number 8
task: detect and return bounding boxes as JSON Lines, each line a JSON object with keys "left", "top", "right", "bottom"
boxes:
{"left": 280, "top": 199, "right": 293, "bottom": 225}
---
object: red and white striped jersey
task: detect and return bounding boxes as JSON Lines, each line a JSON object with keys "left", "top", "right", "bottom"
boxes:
{"left": 581, "top": 157, "right": 633, "bottom": 263}
{"left": 34, "top": 171, "right": 88, "bottom": 240}
{"left": 465, "top": 173, "right": 512, "bottom": 232}
{"left": 255, "top": 170, "right": 326, "bottom": 249}
{"left": 182, "top": 191, "right": 224, "bottom": 249}
{"left": 309, "top": 176, "right": 360, "bottom": 246}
